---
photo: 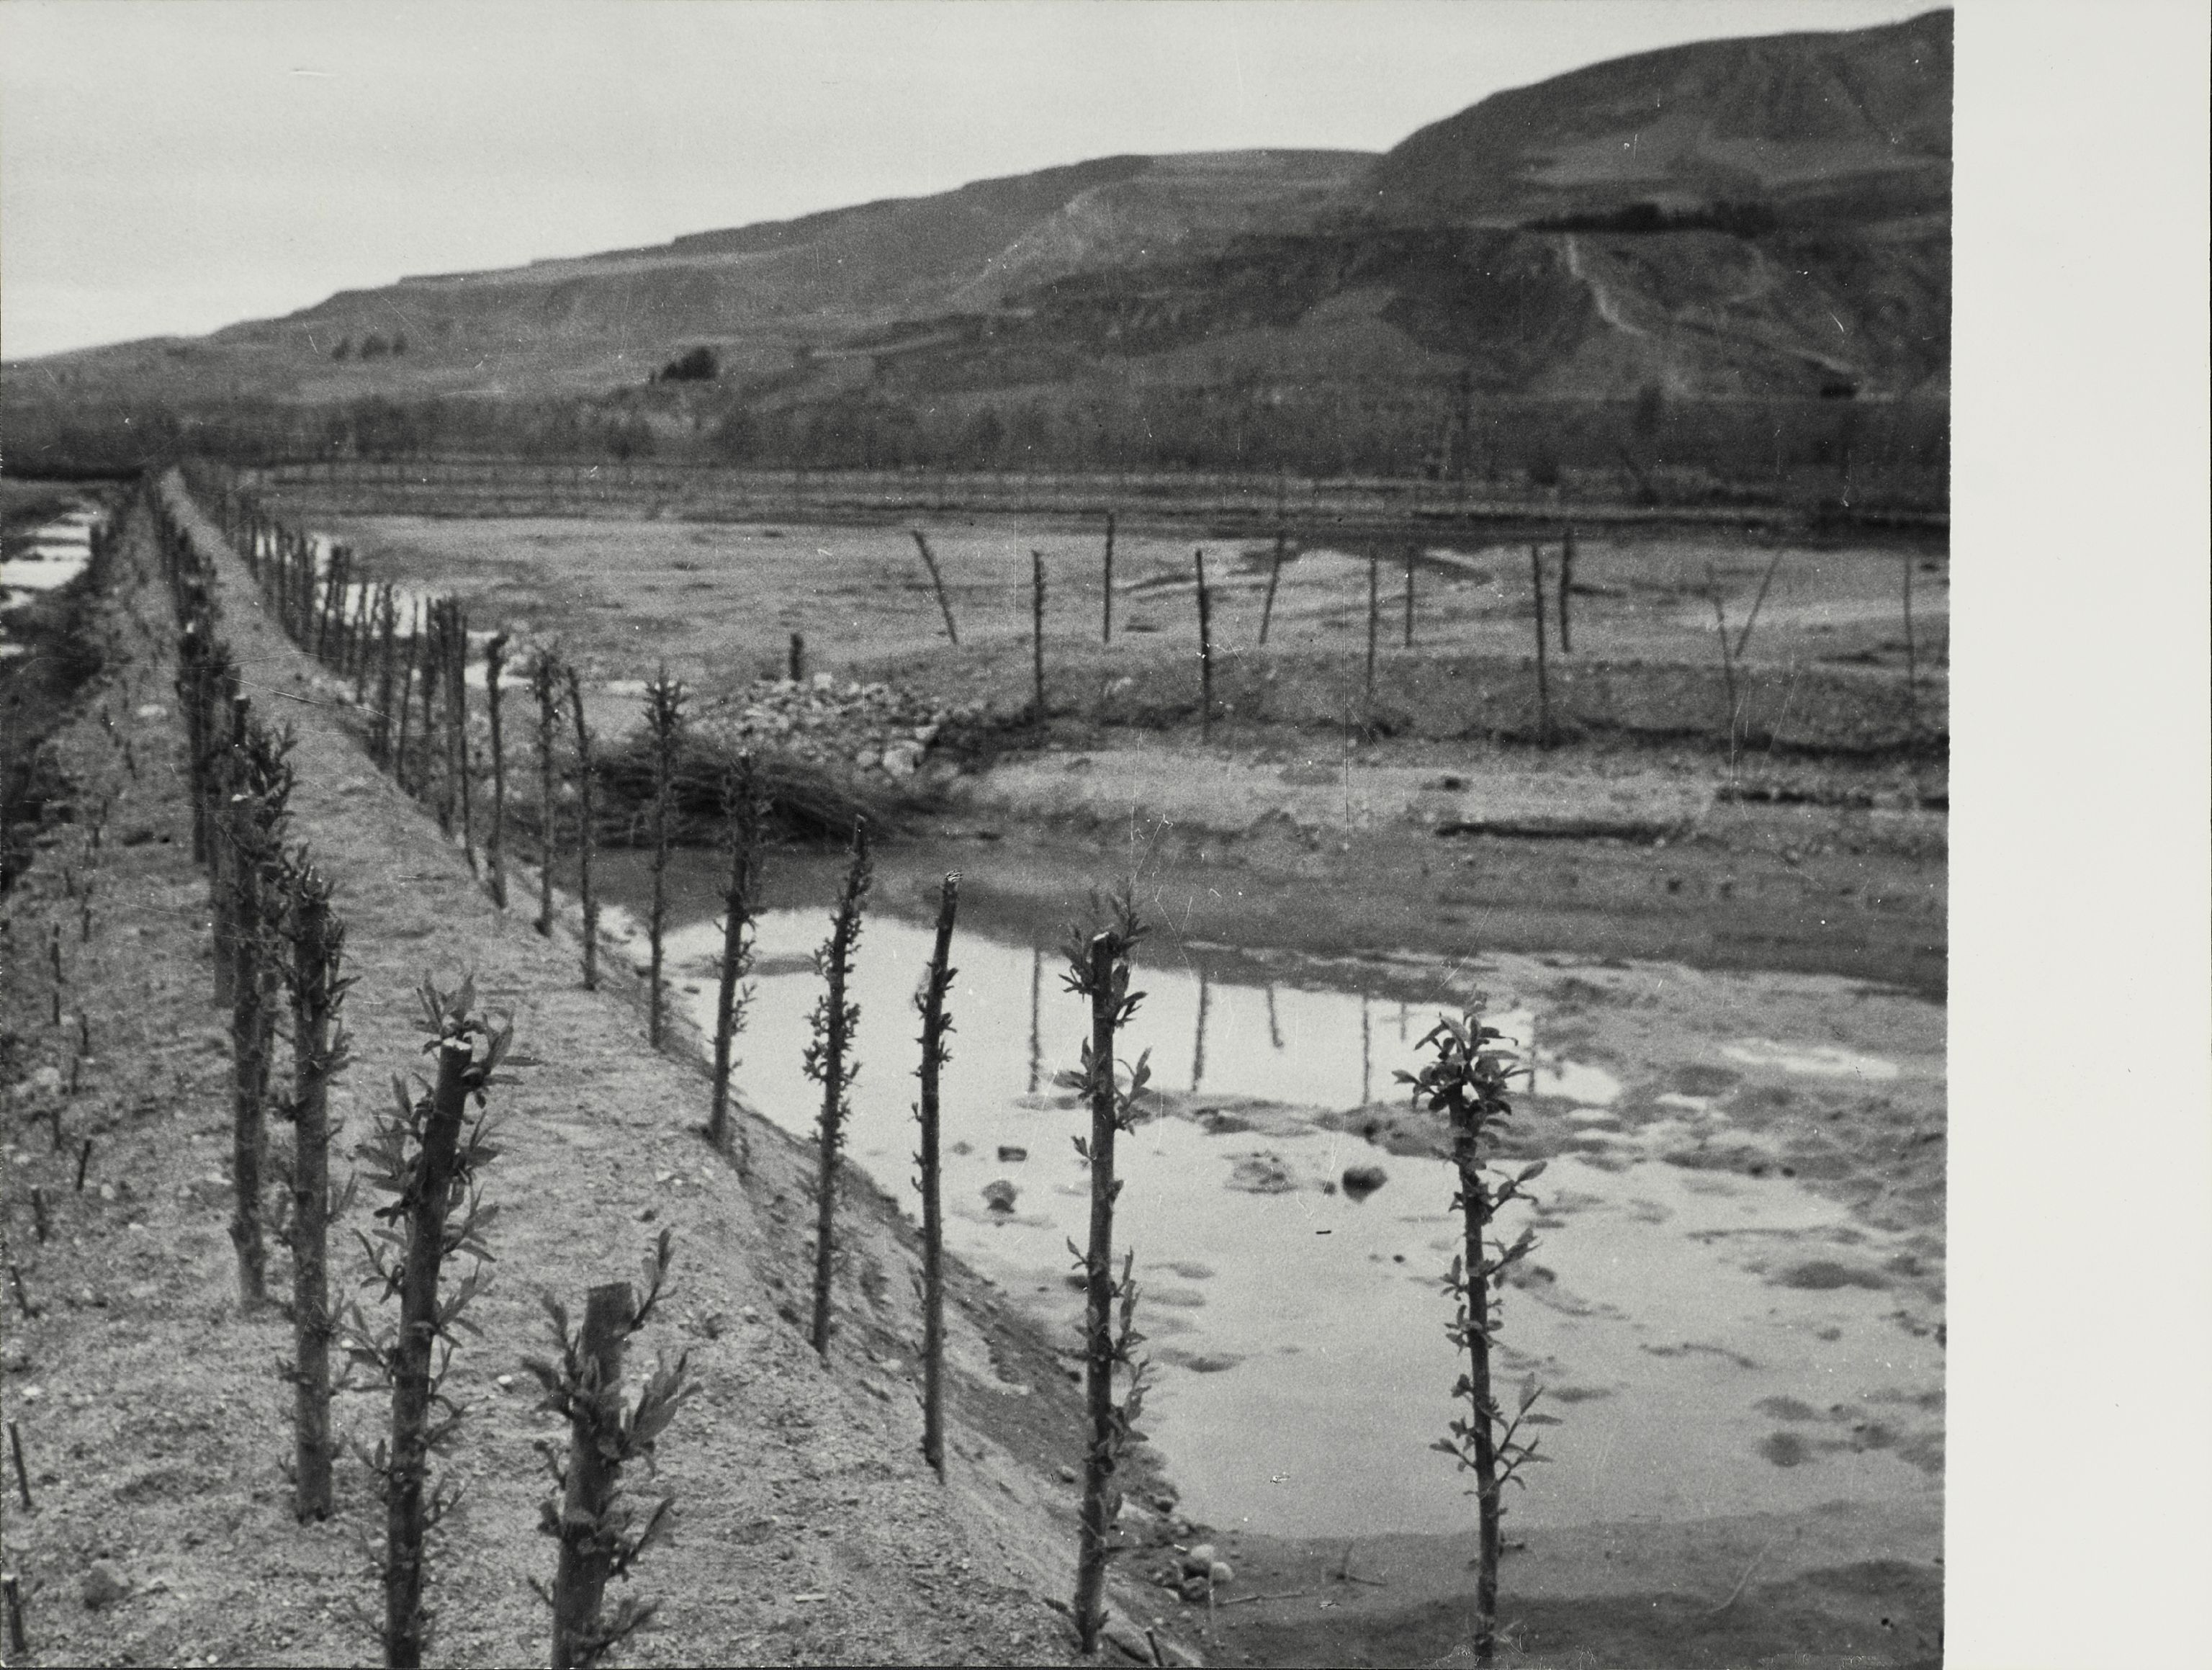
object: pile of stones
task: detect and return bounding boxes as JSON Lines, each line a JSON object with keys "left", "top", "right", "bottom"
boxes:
{"left": 695, "top": 673, "right": 981, "bottom": 786}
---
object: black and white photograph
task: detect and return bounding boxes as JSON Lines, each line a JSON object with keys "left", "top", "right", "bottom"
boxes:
{"left": 1, "top": 4, "right": 2204, "bottom": 1667}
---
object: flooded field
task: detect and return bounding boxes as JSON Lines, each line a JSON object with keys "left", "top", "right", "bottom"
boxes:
{"left": 1, "top": 502, "right": 102, "bottom": 645}
{"left": 601, "top": 854, "right": 1944, "bottom": 1542}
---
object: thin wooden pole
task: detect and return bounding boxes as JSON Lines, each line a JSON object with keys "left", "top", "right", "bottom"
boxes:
{"left": 1557, "top": 525, "right": 1575, "bottom": 654}
{"left": 1195, "top": 547, "right": 1215, "bottom": 740}
{"left": 532, "top": 655, "right": 560, "bottom": 937}
{"left": 1531, "top": 545, "right": 1551, "bottom": 750}
{"left": 1734, "top": 544, "right": 1786, "bottom": 660}
{"left": 1403, "top": 544, "right": 1416, "bottom": 649}
{"left": 1071, "top": 930, "right": 1122, "bottom": 1654}
{"left": 1100, "top": 511, "right": 1116, "bottom": 645}
{"left": 565, "top": 664, "right": 599, "bottom": 991}
{"left": 1364, "top": 556, "right": 1380, "bottom": 739}
{"left": 909, "top": 529, "right": 959, "bottom": 645}
{"left": 484, "top": 634, "right": 509, "bottom": 910}
{"left": 288, "top": 869, "right": 339, "bottom": 1522}
{"left": 916, "top": 875, "right": 958, "bottom": 1481}
{"left": 1030, "top": 549, "right": 1048, "bottom": 727}
{"left": 1259, "top": 530, "right": 1285, "bottom": 646}
{"left": 709, "top": 757, "right": 761, "bottom": 1167}
{"left": 1707, "top": 562, "right": 1740, "bottom": 767}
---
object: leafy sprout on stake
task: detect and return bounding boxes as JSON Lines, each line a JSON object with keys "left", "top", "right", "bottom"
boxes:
{"left": 1398, "top": 1005, "right": 1553, "bottom": 1669}
{"left": 523, "top": 1230, "right": 695, "bottom": 1669}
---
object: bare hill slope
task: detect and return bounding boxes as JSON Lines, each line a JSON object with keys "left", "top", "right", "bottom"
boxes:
{"left": 6, "top": 12, "right": 1949, "bottom": 470}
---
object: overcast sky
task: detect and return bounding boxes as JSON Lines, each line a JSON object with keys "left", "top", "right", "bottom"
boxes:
{"left": 1, "top": 0, "right": 1939, "bottom": 360}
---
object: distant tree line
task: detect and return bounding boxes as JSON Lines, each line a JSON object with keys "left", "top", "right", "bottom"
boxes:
{"left": 0, "top": 380, "right": 1948, "bottom": 511}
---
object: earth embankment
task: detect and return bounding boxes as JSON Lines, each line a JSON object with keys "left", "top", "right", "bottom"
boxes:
{"left": 0, "top": 479, "right": 1190, "bottom": 1667}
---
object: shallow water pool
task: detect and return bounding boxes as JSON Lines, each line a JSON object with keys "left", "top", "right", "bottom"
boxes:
{"left": 631, "top": 893, "right": 1943, "bottom": 1537}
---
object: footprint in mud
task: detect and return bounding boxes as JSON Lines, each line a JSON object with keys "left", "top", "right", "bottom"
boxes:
{"left": 1644, "top": 1341, "right": 1762, "bottom": 1370}
{"left": 1757, "top": 1396, "right": 1824, "bottom": 1423}
{"left": 1155, "top": 1347, "right": 1245, "bottom": 1375}
{"left": 1774, "top": 1259, "right": 1891, "bottom": 1292}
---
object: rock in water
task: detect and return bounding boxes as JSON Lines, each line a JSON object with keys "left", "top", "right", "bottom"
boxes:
{"left": 981, "top": 1179, "right": 1018, "bottom": 1213}
{"left": 1226, "top": 1152, "right": 1295, "bottom": 1194}
{"left": 1341, "top": 1163, "right": 1388, "bottom": 1199}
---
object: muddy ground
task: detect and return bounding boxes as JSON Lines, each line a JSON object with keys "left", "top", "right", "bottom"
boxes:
{"left": 1, "top": 480, "right": 1944, "bottom": 1668}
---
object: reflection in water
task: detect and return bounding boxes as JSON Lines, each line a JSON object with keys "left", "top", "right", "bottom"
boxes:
{"left": 631, "top": 896, "right": 1932, "bottom": 1540}
{"left": 1192, "top": 966, "right": 1210, "bottom": 1091}
{"left": 1026, "top": 946, "right": 1042, "bottom": 1095}
{"left": 1361, "top": 990, "right": 1372, "bottom": 1105}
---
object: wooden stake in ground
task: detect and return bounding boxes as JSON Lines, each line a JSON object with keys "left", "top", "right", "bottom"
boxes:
{"left": 1557, "top": 525, "right": 1575, "bottom": 654}
{"left": 1062, "top": 897, "right": 1153, "bottom": 1658}
{"left": 1529, "top": 546, "right": 1552, "bottom": 750}
{"left": 644, "top": 667, "right": 688, "bottom": 1049}
{"left": 914, "top": 874, "right": 959, "bottom": 1481}
{"left": 395, "top": 606, "right": 421, "bottom": 797}
{"left": 1194, "top": 548, "right": 1215, "bottom": 741}
{"left": 806, "top": 821, "right": 873, "bottom": 1359}
{"left": 2, "top": 1570, "right": 24, "bottom": 1658}
{"left": 564, "top": 664, "right": 601, "bottom": 991}
{"left": 345, "top": 983, "right": 510, "bottom": 1670}
{"left": 788, "top": 632, "right": 805, "bottom": 685}
{"left": 1100, "top": 511, "right": 1116, "bottom": 644}
{"left": 1364, "top": 556, "right": 1381, "bottom": 740}
{"left": 1403, "top": 1011, "right": 1550, "bottom": 1670}
{"left": 550, "top": 1284, "right": 633, "bottom": 1668}
{"left": 450, "top": 606, "right": 477, "bottom": 876}
{"left": 1707, "top": 562, "right": 1741, "bottom": 767}
{"left": 484, "top": 634, "right": 510, "bottom": 910}
{"left": 1030, "top": 549, "right": 1048, "bottom": 727}
{"left": 531, "top": 652, "right": 562, "bottom": 938}
{"left": 420, "top": 606, "right": 446, "bottom": 830}
{"left": 1733, "top": 545, "right": 1786, "bottom": 660}
{"left": 373, "top": 587, "right": 398, "bottom": 765}
{"left": 526, "top": 1236, "right": 690, "bottom": 1670}
{"left": 1403, "top": 545, "right": 1417, "bottom": 649}
{"left": 708, "top": 757, "right": 763, "bottom": 1167}
{"left": 227, "top": 720, "right": 293, "bottom": 1312}
{"left": 282, "top": 859, "right": 351, "bottom": 1523}
{"left": 5, "top": 1421, "right": 26, "bottom": 1508}
{"left": 1259, "top": 530, "right": 1286, "bottom": 647}
{"left": 909, "top": 530, "right": 959, "bottom": 645}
